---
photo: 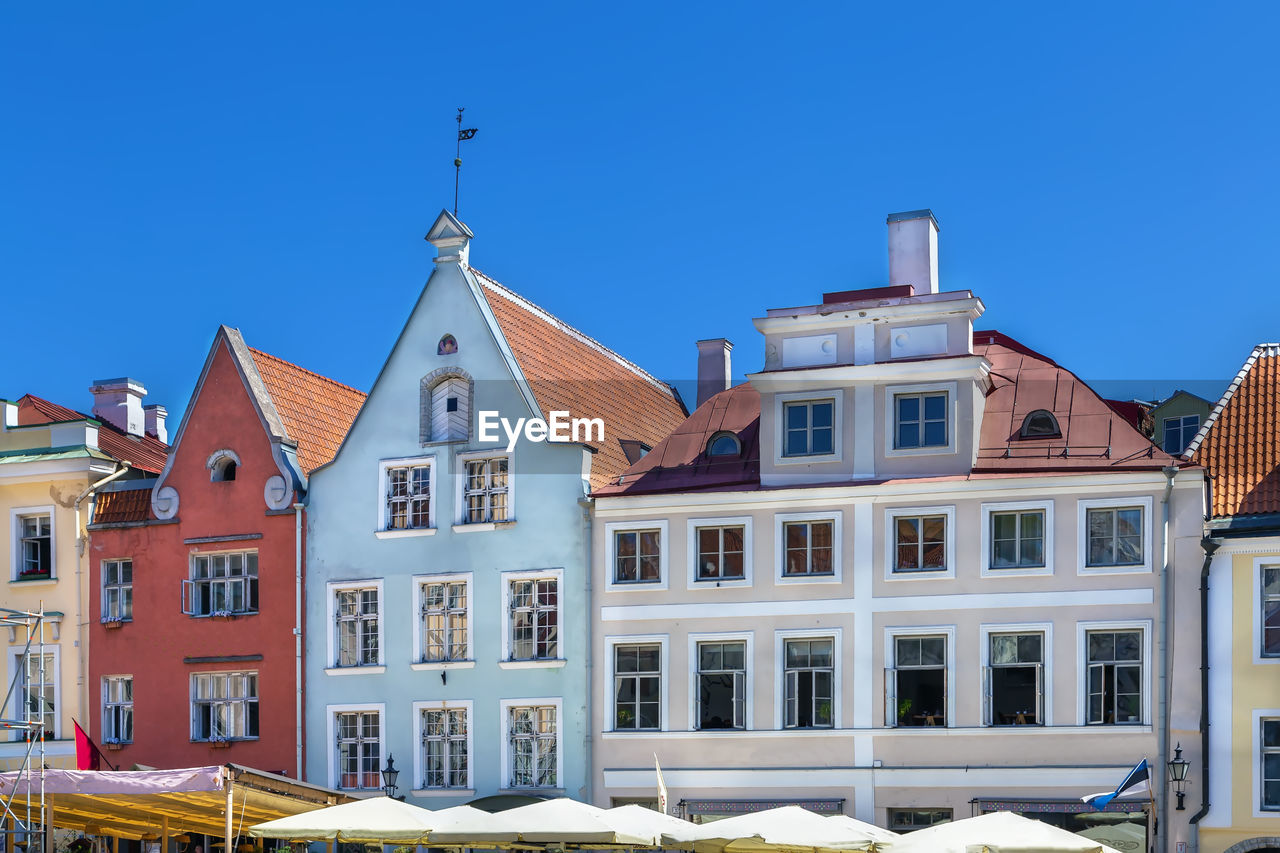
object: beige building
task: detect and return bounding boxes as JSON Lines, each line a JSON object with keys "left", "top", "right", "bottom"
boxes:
{"left": 589, "top": 211, "right": 1205, "bottom": 851}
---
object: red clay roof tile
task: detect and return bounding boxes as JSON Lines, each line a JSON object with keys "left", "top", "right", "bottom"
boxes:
{"left": 92, "top": 488, "right": 153, "bottom": 524}
{"left": 17, "top": 394, "right": 169, "bottom": 474}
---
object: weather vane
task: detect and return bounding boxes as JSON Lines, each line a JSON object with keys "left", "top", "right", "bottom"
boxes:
{"left": 454, "top": 107, "right": 478, "bottom": 217}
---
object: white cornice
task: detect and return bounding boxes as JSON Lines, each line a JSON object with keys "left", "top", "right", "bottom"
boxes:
{"left": 747, "top": 355, "right": 990, "bottom": 387}
{"left": 753, "top": 297, "right": 984, "bottom": 335}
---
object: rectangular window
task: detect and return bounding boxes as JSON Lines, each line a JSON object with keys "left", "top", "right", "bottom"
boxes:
{"left": 18, "top": 514, "right": 52, "bottom": 580}
{"left": 336, "top": 587, "right": 380, "bottom": 667}
{"left": 387, "top": 463, "right": 431, "bottom": 529}
{"left": 895, "top": 392, "right": 947, "bottom": 449}
{"left": 784, "top": 638, "right": 833, "bottom": 728}
{"left": 102, "top": 676, "right": 133, "bottom": 743}
{"left": 509, "top": 578, "right": 558, "bottom": 660}
{"left": 696, "top": 526, "right": 745, "bottom": 581}
{"left": 989, "top": 511, "right": 1045, "bottom": 569}
{"left": 14, "top": 653, "right": 55, "bottom": 740}
{"left": 420, "top": 580, "right": 467, "bottom": 663}
{"left": 614, "top": 644, "right": 660, "bottom": 730}
{"left": 783, "top": 521, "right": 834, "bottom": 576}
{"left": 464, "top": 457, "right": 509, "bottom": 523}
{"left": 1263, "top": 719, "right": 1280, "bottom": 810}
{"left": 888, "top": 809, "right": 953, "bottom": 832}
{"left": 1163, "top": 415, "right": 1200, "bottom": 455}
{"left": 1263, "top": 567, "right": 1280, "bottom": 657}
{"left": 893, "top": 515, "right": 947, "bottom": 573}
{"left": 183, "top": 552, "right": 258, "bottom": 617}
{"left": 508, "top": 705, "right": 557, "bottom": 787}
{"left": 1086, "top": 507, "right": 1144, "bottom": 567}
{"left": 783, "top": 399, "right": 835, "bottom": 457}
{"left": 421, "top": 707, "right": 468, "bottom": 788}
{"left": 1086, "top": 630, "right": 1143, "bottom": 724}
{"left": 336, "top": 710, "right": 381, "bottom": 789}
{"left": 697, "top": 641, "right": 745, "bottom": 730}
{"left": 985, "top": 632, "right": 1043, "bottom": 725}
{"left": 191, "top": 671, "right": 258, "bottom": 741}
{"left": 614, "top": 529, "right": 662, "bottom": 583}
{"left": 891, "top": 636, "right": 947, "bottom": 727}
{"left": 102, "top": 559, "right": 133, "bottom": 621}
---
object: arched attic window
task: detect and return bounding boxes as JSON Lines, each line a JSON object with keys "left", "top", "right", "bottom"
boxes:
{"left": 420, "top": 368, "right": 473, "bottom": 444}
{"left": 1019, "top": 409, "right": 1061, "bottom": 439}
{"left": 208, "top": 449, "right": 241, "bottom": 482}
{"left": 707, "top": 432, "right": 742, "bottom": 457}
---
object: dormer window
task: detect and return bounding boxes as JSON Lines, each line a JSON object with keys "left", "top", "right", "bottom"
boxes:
{"left": 1020, "top": 410, "right": 1061, "bottom": 439}
{"left": 208, "top": 450, "right": 241, "bottom": 482}
{"left": 708, "top": 432, "right": 741, "bottom": 457}
{"left": 420, "top": 368, "right": 473, "bottom": 444}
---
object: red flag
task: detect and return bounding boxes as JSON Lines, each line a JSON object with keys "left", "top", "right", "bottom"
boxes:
{"left": 74, "top": 720, "right": 101, "bottom": 771}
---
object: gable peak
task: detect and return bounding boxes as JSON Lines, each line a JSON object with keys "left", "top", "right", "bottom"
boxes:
{"left": 425, "top": 209, "right": 474, "bottom": 265}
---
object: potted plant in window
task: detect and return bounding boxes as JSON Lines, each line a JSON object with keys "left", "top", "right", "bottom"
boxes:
{"left": 210, "top": 609, "right": 236, "bottom": 622}
{"left": 100, "top": 616, "right": 125, "bottom": 630}
{"left": 209, "top": 735, "right": 232, "bottom": 749}
{"left": 103, "top": 736, "right": 124, "bottom": 751}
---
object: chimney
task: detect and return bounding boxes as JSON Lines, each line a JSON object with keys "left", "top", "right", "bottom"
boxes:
{"left": 1, "top": 400, "right": 16, "bottom": 429}
{"left": 887, "top": 209, "right": 940, "bottom": 295}
{"left": 89, "top": 378, "right": 147, "bottom": 437}
{"left": 696, "top": 338, "right": 733, "bottom": 409}
{"left": 144, "top": 404, "right": 168, "bottom": 443}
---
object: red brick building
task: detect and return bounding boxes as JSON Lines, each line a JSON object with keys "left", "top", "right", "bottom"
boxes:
{"left": 87, "top": 326, "right": 363, "bottom": 776}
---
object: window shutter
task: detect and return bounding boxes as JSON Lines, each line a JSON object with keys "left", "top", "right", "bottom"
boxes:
{"left": 885, "top": 667, "right": 897, "bottom": 728}
{"left": 181, "top": 580, "right": 195, "bottom": 615}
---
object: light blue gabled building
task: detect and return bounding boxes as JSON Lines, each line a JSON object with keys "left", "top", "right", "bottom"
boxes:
{"left": 304, "top": 210, "right": 686, "bottom": 804}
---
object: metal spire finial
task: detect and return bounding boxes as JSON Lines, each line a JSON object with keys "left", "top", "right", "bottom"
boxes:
{"left": 454, "top": 107, "right": 478, "bottom": 217}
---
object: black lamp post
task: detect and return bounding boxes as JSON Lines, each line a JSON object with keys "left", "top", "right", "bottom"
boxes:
{"left": 1168, "top": 743, "right": 1190, "bottom": 810}
{"left": 382, "top": 753, "right": 403, "bottom": 800}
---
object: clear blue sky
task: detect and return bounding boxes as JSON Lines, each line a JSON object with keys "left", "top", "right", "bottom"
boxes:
{"left": 4, "top": 4, "right": 1276, "bottom": 423}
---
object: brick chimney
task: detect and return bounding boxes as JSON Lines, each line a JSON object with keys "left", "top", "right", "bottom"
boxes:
{"left": 887, "top": 209, "right": 940, "bottom": 295}
{"left": 144, "top": 404, "right": 168, "bottom": 443}
{"left": 90, "top": 378, "right": 147, "bottom": 437}
{"left": 696, "top": 338, "right": 733, "bottom": 409}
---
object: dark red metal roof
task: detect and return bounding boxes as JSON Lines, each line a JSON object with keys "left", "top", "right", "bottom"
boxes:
{"left": 17, "top": 394, "right": 169, "bottom": 474}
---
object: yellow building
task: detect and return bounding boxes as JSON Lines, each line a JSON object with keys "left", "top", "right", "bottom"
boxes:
{"left": 1, "top": 385, "right": 167, "bottom": 770}
{"left": 1189, "top": 344, "right": 1280, "bottom": 853}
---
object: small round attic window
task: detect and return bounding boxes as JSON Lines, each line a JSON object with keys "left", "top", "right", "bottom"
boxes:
{"left": 438, "top": 334, "right": 458, "bottom": 355}
{"left": 708, "top": 432, "right": 741, "bottom": 457}
{"left": 1020, "top": 409, "right": 1061, "bottom": 439}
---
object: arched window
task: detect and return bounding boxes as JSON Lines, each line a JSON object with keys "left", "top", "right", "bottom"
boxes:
{"left": 1020, "top": 410, "right": 1061, "bottom": 439}
{"left": 420, "top": 368, "right": 473, "bottom": 444}
{"left": 707, "top": 432, "right": 741, "bottom": 457}
{"left": 208, "top": 449, "right": 241, "bottom": 482}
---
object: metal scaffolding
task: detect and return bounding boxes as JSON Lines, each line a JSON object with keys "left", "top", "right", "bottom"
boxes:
{"left": 1, "top": 605, "right": 48, "bottom": 853}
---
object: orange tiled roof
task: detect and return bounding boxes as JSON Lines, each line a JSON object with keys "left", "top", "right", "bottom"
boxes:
{"left": 472, "top": 269, "right": 688, "bottom": 491}
{"left": 1189, "top": 344, "right": 1280, "bottom": 519}
{"left": 17, "top": 394, "right": 169, "bottom": 474}
{"left": 93, "top": 488, "right": 153, "bottom": 524}
{"left": 248, "top": 348, "right": 367, "bottom": 474}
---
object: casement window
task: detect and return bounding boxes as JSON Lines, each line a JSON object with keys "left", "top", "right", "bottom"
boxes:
{"left": 614, "top": 529, "right": 662, "bottom": 583}
{"left": 421, "top": 706, "right": 468, "bottom": 789}
{"left": 387, "top": 463, "right": 432, "bottom": 530}
{"left": 894, "top": 391, "right": 948, "bottom": 449}
{"left": 888, "top": 635, "right": 947, "bottom": 727}
{"left": 697, "top": 641, "right": 746, "bottom": 730}
{"left": 335, "top": 587, "right": 380, "bottom": 667}
{"left": 695, "top": 525, "right": 745, "bottom": 581}
{"left": 102, "top": 559, "right": 133, "bottom": 622}
{"left": 783, "top": 521, "right": 834, "bottom": 577}
{"left": 1163, "top": 415, "right": 1200, "bottom": 455}
{"left": 784, "top": 638, "right": 833, "bottom": 728}
{"left": 183, "top": 551, "right": 259, "bottom": 617}
{"left": 335, "top": 710, "right": 381, "bottom": 789}
{"left": 17, "top": 513, "right": 52, "bottom": 580}
{"left": 463, "top": 457, "right": 509, "bottom": 523}
{"left": 892, "top": 514, "right": 947, "bottom": 573}
{"left": 11, "top": 652, "right": 55, "bottom": 741}
{"left": 990, "top": 510, "right": 1045, "bottom": 569}
{"left": 782, "top": 399, "right": 835, "bottom": 457}
{"left": 1085, "top": 507, "right": 1144, "bottom": 568}
{"left": 509, "top": 577, "right": 559, "bottom": 661}
{"left": 102, "top": 676, "right": 133, "bottom": 743}
{"left": 191, "top": 671, "right": 258, "bottom": 741}
{"left": 888, "top": 809, "right": 953, "bottom": 833}
{"left": 1263, "top": 718, "right": 1280, "bottom": 810}
{"left": 1085, "top": 630, "right": 1143, "bottom": 724}
{"left": 613, "top": 644, "right": 661, "bottom": 730}
{"left": 507, "top": 705, "right": 558, "bottom": 788}
{"left": 984, "top": 632, "right": 1043, "bottom": 726}
{"left": 420, "top": 579, "right": 468, "bottom": 663}
{"left": 1262, "top": 566, "right": 1280, "bottom": 658}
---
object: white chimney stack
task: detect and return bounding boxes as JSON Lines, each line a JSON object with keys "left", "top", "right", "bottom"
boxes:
{"left": 887, "top": 209, "right": 940, "bottom": 295}
{"left": 90, "top": 378, "right": 148, "bottom": 437}
{"left": 696, "top": 338, "right": 733, "bottom": 409}
{"left": 144, "top": 404, "right": 168, "bottom": 443}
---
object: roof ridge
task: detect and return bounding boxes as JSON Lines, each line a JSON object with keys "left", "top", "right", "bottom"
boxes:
{"left": 469, "top": 267, "right": 677, "bottom": 398}
{"left": 1185, "top": 343, "right": 1280, "bottom": 460}
{"left": 247, "top": 347, "right": 366, "bottom": 397}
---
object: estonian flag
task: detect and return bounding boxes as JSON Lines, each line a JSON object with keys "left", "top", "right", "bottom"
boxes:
{"left": 1082, "top": 759, "right": 1150, "bottom": 810}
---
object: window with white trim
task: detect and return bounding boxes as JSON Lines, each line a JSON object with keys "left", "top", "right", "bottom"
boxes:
{"left": 697, "top": 641, "right": 745, "bottom": 730}
{"left": 1163, "top": 414, "right": 1200, "bottom": 455}
{"left": 420, "top": 579, "right": 467, "bottom": 663}
{"left": 782, "top": 520, "right": 834, "bottom": 577}
{"left": 784, "top": 638, "right": 833, "bottom": 728}
{"left": 191, "top": 671, "right": 258, "bottom": 741}
{"left": 508, "top": 705, "right": 557, "bottom": 788}
{"left": 985, "top": 632, "right": 1043, "bottom": 726}
{"left": 695, "top": 525, "right": 746, "bottom": 581}
{"left": 11, "top": 652, "right": 55, "bottom": 741}
{"left": 614, "top": 529, "right": 662, "bottom": 583}
{"left": 102, "top": 559, "right": 133, "bottom": 621}
{"left": 387, "top": 463, "right": 432, "bottom": 530}
{"left": 614, "top": 644, "right": 660, "bottom": 730}
{"left": 889, "top": 635, "right": 946, "bottom": 727}
{"left": 421, "top": 706, "right": 468, "bottom": 788}
{"left": 463, "top": 457, "right": 509, "bottom": 523}
{"left": 17, "top": 513, "right": 52, "bottom": 581}
{"left": 894, "top": 391, "right": 948, "bottom": 449}
{"left": 1085, "top": 630, "right": 1143, "bottom": 724}
{"left": 509, "top": 577, "right": 558, "bottom": 660}
{"left": 782, "top": 399, "right": 835, "bottom": 457}
{"left": 1263, "top": 718, "right": 1280, "bottom": 809}
{"left": 1262, "top": 566, "right": 1280, "bottom": 658}
{"left": 183, "top": 551, "right": 258, "bottom": 617}
{"left": 989, "top": 510, "right": 1045, "bottom": 570}
{"left": 893, "top": 514, "right": 947, "bottom": 573}
{"left": 335, "top": 710, "right": 381, "bottom": 789}
{"left": 335, "top": 586, "right": 380, "bottom": 667}
{"left": 1085, "top": 506, "right": 1144, "bottom": 568}
{"left": 102, "top": 676, "right": 132, "bottom": 743}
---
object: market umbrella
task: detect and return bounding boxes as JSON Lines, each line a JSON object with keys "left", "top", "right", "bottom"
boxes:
{"left": 1076, "top": 821, "right": 1145, "bottom": 853}
{"left": 825, "top": 815, "right": 899, "bottom": 845}
{"left": 605, "top": 804, "right": 702, "bottom": 846}
{"left": 882, "top": 811, "right": 1122, "bottom": 853}
{"left": 663, "top": 806, "right": 884, "bottom": 853}
{"left": 247, "top": 796, "right": 442, "bottom": 843}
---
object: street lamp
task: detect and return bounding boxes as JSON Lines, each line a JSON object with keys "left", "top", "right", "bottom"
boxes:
{"left": 1168, "top": 743, "right": 1190, "bottom": 810}
{"left": 382, "top": 754, "right": 403, "bottom": 800}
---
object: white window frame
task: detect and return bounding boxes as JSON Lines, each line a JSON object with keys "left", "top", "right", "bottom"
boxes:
{"left": 11, "top": 505, "right": 56, "bottom": 583}
{"left": 1163, "top": 414, "right": 1200, "bottom": 455}
{"left": 773, "top": 389, "right": 843, "bottom": 465}
{"left": 411, "top": 699, "right": 474, "bottom": 796}
{"left": 1255, "top": 710, "right": 1280, "bottom": 816}
{"left": 774, "top": 511, "right": 843, "bottom": 585}
{"left": 376, "top": 455, "right": 437, "bottom": 538}
{"left": 183, "top": 549, "right": 259, "bottom": 617}
{"left": 411, "top": 572, "right": 475, "bottom": 671}
{"left": 499, "top": 697, "right": 563, "bottom": 791}
{"left": 979, "top": 622, "right": 1053, "bottom": 727}
{"left": 605, "top": 521, "right": 670, "bottom": 591}
{"left": 775, "top": 628, "right": 841, "bottom": 730}
{"left": 101, "top": 674, "right": 133, "bottom": 744}
{"left": 688, "top": 631, "right": 754, "bottom": 731}
{"left": 499, "top": 569, "right": 566, "bottom": 669}
{"left": 7, "top": 646, "right": 60, "bottom": 741}
{"left": 686, "top": 516, "right": 753, "bottom": 589}
{"left": 453, "top": 448, "right": 515, "bottom": 530}
{"left": 606, "top": 634, "right": 669, "bottom": 732}
{"left": 884, "top": 625, "right": 956, "bottom": 728}
{"left": 1254, "top": 557, "right": 1280, "bottom": 666}
{"left": 189, "top": 670, "right": 259, "bottom": 742}
{"left": 101, "top": 557, "right": 134, "bottom": 622}
{"left": 1077, "top": 619, "right": 1152, "bottom": 726}
{"left": 325, "top": 578, "right": 386, "bottom": 674}
{"left": 1077, "top": 496, "right": 1154, "bottom": 574}
{"left": 884, "top": 505, "right": 956, "bottom": 581}
{"left": 326, "top": 702, "right": 386, "bottom": 791}
{"left": 980, "top": 501, "right": 1054, "bottom": 577}
{"left": 884, "top": 382, "right": 958, "bottom": 458}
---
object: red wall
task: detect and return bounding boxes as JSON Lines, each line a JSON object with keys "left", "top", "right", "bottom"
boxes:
{"left": 89, "top": 340, "right": 304, "bottom": 776}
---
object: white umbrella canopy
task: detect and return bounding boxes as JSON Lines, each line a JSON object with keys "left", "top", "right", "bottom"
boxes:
{"left": 421, "top": 802, "right": 535, "bottom": 846}
{"left": 882, "top": 811, "right": 1123, "bottom": 853}
{"left": 247, "top": 796, "right": 441, "bottom": 843}
{"left": 663, "top": 806, "right": 882, "bottom": 853}
{"left": 500, "top": 797, "right": 660, "bottom": 845}
{"left": 604, "top": 804, "right": 702, "bottom": 846}
{"left": 825, "top": 815, "right": 899, "bottom": 845}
